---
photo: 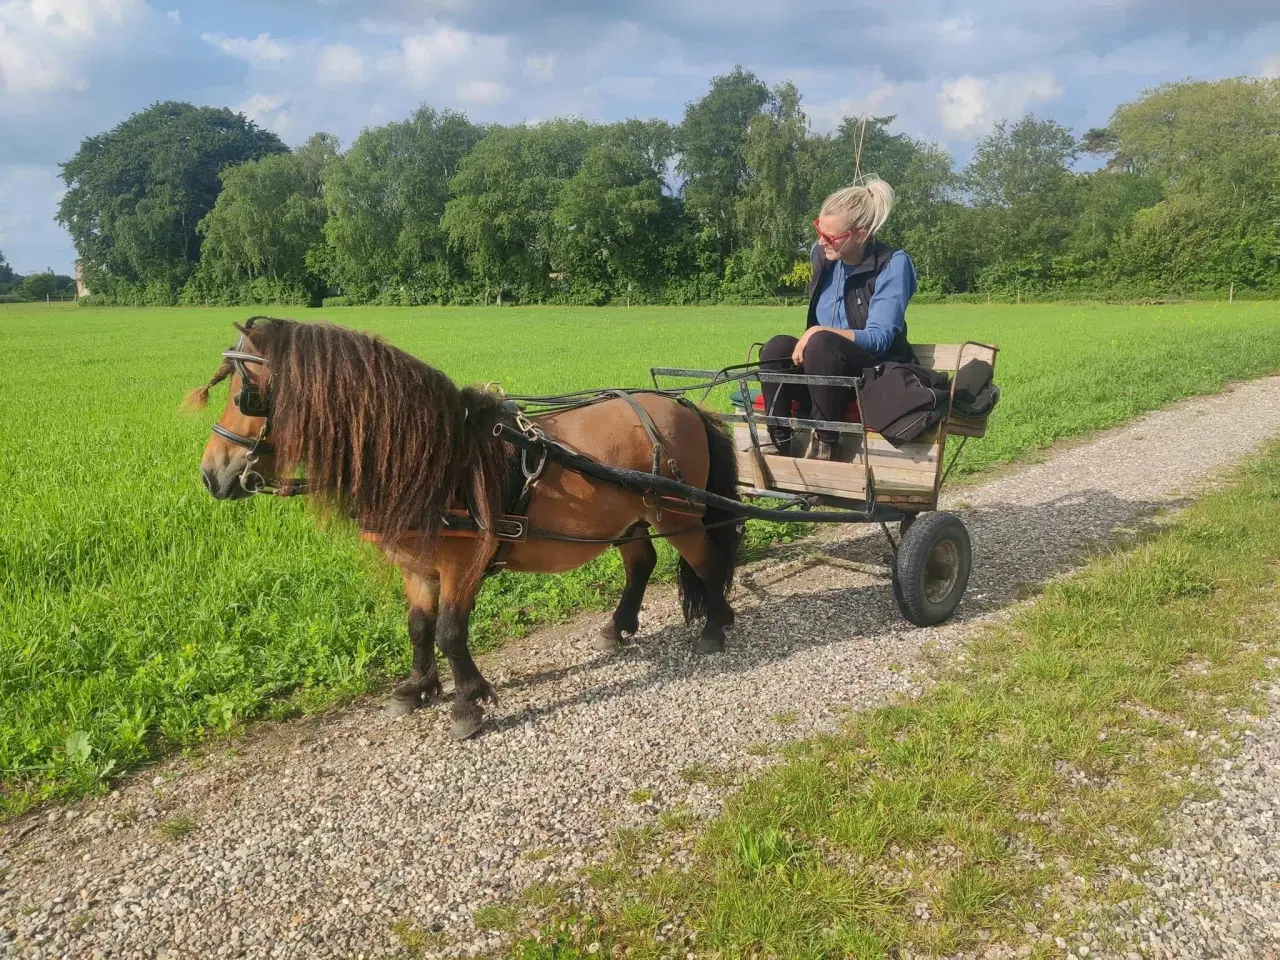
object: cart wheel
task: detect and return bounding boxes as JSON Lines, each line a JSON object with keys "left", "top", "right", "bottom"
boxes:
{"left": 899, "top": 512, "right": 918, "bottom": 537}
{"left": 891, "top": 512, "right": 971, "bottom": 627}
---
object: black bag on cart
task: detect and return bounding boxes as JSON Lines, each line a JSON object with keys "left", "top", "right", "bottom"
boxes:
{"left": 861, "top": 359, "right": 999, "bottom": 446}
{"left": 951, "top": 359, "right": 1000, "bottom": 418}
{"left": 859, "top": 362, "right": 952, "bottom": 447}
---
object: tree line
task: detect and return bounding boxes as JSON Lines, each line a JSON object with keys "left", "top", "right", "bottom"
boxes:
{"left": 56, "top": 70, "right": 1280, "bottom": 308}
{"left": 0, "top": 253, "right": 75, "bottom": 302}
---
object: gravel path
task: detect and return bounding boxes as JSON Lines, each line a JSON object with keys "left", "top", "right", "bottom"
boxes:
{"left": 1097, "top": 681, "right": 1280, "bottom": 960}
{"left": 6, "top": 377, "right": 1280, "bottom": 960}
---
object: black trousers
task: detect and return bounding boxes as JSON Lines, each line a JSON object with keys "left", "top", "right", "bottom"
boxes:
{"left": 759, "top": 332, "right": 880, "bottom": 444}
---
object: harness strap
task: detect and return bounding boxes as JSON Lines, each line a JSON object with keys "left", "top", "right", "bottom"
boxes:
{"left": 603, "top": 389, "right": 686, "bottom": 490}
{"left": 482, "top": 466, "right": 539, "bottom": 575}
{"left": 211, "top": 422, "right": 273, "bottom": 456}
{"left": 494, "top": 422, "right": 875, "bottom": 524}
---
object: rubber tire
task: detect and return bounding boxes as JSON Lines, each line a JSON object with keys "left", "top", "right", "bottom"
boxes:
{"left": 892, "top": 511, "right": 971, "bottom": 627}
{"left": 899, "top": 512, "right": 918, "bottom": 537}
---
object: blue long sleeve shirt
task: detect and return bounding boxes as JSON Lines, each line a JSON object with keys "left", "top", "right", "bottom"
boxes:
{"left": 813, "top": 249, "right": 918, "bottom": 357}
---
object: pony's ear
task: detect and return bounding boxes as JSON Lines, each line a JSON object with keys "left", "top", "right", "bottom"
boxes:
{"left": 233, "top": 322, "right": 249, "bottom": 336}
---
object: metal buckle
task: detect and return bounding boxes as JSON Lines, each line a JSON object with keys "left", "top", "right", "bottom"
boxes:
{"left": 495, "top": 518, "right": 526, "bottom": 539}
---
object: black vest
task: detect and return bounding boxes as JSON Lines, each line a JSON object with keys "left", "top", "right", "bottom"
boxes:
{"left": 806, "top": 241, "right": 915, "bottom": 364}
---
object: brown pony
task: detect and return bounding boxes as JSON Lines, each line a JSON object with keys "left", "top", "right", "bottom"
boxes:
{"left": 190, "top": 317, "right": 742, "bottom": 739}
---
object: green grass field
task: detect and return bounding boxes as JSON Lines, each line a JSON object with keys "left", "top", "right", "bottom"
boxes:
{"left": 2, "top": 300, "right": 1279, "bottom": 817}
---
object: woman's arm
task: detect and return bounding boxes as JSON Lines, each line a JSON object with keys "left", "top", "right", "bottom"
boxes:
{"left": 853, "top": 250, "right": 916, "bottom": 356}
{"left": 791, "top": 251, "right": 918, "bottom": 363}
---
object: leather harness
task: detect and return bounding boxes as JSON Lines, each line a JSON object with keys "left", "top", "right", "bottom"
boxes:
{"left": 438, "top": 393, "right": 705, "bottom": 577}
{"left": 204, "top": 340, "right": 706, "bottom": 578}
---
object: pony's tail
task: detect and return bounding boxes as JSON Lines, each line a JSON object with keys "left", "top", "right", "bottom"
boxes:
{"left": 678, "top": 408, "right": 743, "bottom": 623}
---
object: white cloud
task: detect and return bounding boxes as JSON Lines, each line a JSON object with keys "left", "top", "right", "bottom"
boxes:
{"left": 202, "top": 31, "right": 293, "bottom": 66}
{"left": 457, "top": 79, "right": 509, "bottom": 105}
{"left": 524, "top": 54, "right": 555, "bottom": 83}
{"left": 383, "top": 24, "right": 507, "bottom": 90}
{"left": 807, "top": 84, "right": 904, "bottom": 133}
{"left": 163, "top": 8, "right": 177, "bottom": 22}
{"left": 236, "top": 93, "right": 292, "bottom": 134}
{"left": 938, "top": 70, "right": 1063, "bottom": 134}
{"left": 0, "top": 0, "right": 154, "bottom": 93}
{"left": 317, "top": 43, "right": 364, "bottom": 85}
{"left": 936, "top": 17, "right": 975, "bottom": 43}
{"left": 1260, "top": 53, "right": 1280, "bottom": 78}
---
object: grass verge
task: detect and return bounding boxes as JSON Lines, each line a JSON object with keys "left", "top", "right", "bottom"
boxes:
{"left": 509, "top": 440, "right": 1280, "bottom": 959}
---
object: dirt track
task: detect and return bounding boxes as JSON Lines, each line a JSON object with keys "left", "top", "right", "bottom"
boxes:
{"left": 5, "top": 376, "right": 1280, "bottom": 960}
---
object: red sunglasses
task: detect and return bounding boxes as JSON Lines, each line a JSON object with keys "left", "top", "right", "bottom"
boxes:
{"left": 813, "top": 217, "right": 853, "bottom": 247}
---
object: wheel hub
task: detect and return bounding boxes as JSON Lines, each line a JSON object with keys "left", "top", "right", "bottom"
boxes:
{"left": 922, "top": 539, "right": 959, "bottom": 604}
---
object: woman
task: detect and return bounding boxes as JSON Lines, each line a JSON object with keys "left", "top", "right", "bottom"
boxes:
{"left": 760, "top": 177, "right": 917, "bottom": 460}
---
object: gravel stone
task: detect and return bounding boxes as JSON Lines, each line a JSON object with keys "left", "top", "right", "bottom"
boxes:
{"left": 1097, "top": 680, "right": 1280, "bottom": 959}
{"left": 4, "top": 378, "right": 1280, "bottom": 959}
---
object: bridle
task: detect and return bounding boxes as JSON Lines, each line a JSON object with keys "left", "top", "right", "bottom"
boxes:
{"left": 209, "top": 336, "right": 306, "bottom": 496}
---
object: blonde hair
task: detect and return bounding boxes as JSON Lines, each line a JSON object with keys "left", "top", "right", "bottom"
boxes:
{"left": 819, "top": 177, "right": 895, "bottom": 239}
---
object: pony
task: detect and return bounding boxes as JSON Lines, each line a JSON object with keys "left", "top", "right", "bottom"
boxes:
{"left": 190, "top": 317, "right": 742, "bottom": 739}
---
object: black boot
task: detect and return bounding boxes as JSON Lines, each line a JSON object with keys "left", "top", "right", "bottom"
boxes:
{"left": 766, "top": 427, "right": 794, "bottom": 456}
{"left": 806, "top": 435, "right": 838, "bottom": 461}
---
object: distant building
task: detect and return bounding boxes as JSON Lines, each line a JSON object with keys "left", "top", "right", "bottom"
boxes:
{"left": 74, "top": 261, "right": 90, "bottom": 298}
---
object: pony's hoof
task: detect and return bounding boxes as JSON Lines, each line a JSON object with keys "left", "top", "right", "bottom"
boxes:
{"left": 594, "top": 624, "right": 623, "bottom": 652}
{"left": 451, "top": 715, "right": 483, "bottom": 741}
{"left": 384, "top": 694, "right": 420, "bottom": 718}
{"left": 696, "top": 629, "right": 726, "bottom": 655}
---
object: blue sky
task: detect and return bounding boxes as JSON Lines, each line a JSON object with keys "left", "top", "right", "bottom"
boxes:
{"left": 3, "top": 0, "right": 1279, "bottom": 275}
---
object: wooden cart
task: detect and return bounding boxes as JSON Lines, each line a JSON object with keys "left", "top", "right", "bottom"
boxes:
{"left": 652, "top": 341, "right": 999, "bottom": 627}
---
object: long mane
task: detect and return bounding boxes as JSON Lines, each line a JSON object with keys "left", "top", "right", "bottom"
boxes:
{"left": 238, "top": 317, "right": 510, "bottom": 550}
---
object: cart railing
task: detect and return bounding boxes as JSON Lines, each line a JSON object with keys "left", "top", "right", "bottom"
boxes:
{"left": 650, "top": 366, "right": 870, "bottom": 437}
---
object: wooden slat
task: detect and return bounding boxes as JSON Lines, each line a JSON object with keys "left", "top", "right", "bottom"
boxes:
{"left": 946, "top": 417, "right": 988, "bottom": 438}
{"left": 912, "top": 342, "right": 998, "bottom": 374}
{"left": 733, "top": 426, "right": 939, "bottom": 497}
{"left": 866, "top": 433, "right": 940, "bottom": 478}
{"left": 732, "top": 450, "right": 945, "bottom": 502}
{"left": 739, "top": 453, "right": 867, "bottom": 500}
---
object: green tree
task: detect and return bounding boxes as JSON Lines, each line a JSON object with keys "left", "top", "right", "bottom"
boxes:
{"left": 323, "top": 106, "right": 483, "bottom": 303}
{"left": 964, "top": 115, "right": 1080, "bottom": 288}
{"left": 965, "top": 115, "right": 1078, "bottom": 209}
{"left": 17, "top": 271, "right": 56, "bottom": 300}
{"left": 731, "top": 81, "right": 813, "bottom": 296}
{"left": 807, "top": 115, "right": 923, "bottom": 216}
{"left": 443, "top": 119, "right": 595, "bottom": 303}
{"left": 1107, "top": 78, "right": 1280, "bottom": 292}
{"left": 0, "top": 251, "right": 15, "bottom": 290}
{"left": 57, "top": 101, "right": 287, "bottom": 299}
{"left": 190, "top": 133, "right": 339, "bottom": 304}
{"left": 676, "top": 66, "right": 771, "bottom": 278}
{"left": 551, "top": 121, "right": 683, "bottom": 302}
{"left": 1067, "top": 170, "right": 1163, "bottom": 262}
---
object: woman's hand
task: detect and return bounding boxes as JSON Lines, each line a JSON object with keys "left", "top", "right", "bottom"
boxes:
{"left": 791, "top": 328, "right": 816, "bottom": 365}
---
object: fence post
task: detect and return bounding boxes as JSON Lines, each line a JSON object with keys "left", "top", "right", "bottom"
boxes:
{"left": 1229, "top": 281, "right": 1235, "bottom": 303}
